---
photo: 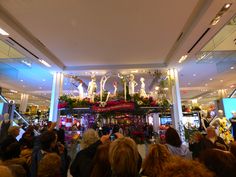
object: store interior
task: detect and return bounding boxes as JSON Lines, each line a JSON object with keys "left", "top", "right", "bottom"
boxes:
{"left": 0, "top": 1, "right": 235, "bottom": 141}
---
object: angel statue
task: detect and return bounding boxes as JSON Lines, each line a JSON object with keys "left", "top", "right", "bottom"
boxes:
{"left": 128, "top": 74, "right": 138, "bottom": 96}
{"left": 139, "top": 77, "right": 147, "bottom": 98}
{"left": 87, "top": 75, "right": 97, "bottom": 102}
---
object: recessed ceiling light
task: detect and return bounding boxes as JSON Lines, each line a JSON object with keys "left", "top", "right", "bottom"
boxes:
{"left": 0, "top": 28, "right": 9, "bottom": 35}
{"left": 220, "top": 80, "right": 223, "bottom": 82}
{"left": 39, "top": 87, "right": 42, "bottom": 89}
{"left": 193, "top": 74, "right": 196, "bottom": 77}
{"left": 205, "top": 83, "right": 208, "bottom": 86}
{"left": 178, "top": 55, "right": 188, "bottom": 63}
{"left": 188, "top": 83, "right": 191, "bottom": 85}
{"left": 20, "top": 80, "right": 23, "bottom": 82}
{"left": 224, "top": 3, "right": 231, "bottom": 9}
{"left": 38, "top": 59, "right": 51, "bottom": 67}
{"left": 42, "top": 79, "right": 46, "bottom": 82}
{"left": 230, "top": 66, "right": 234, "bottom": 70}
{"left": 209, "top": 78, "right": 213, "bottom": 81}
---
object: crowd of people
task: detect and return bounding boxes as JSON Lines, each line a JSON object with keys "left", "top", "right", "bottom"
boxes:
{"left": 0, "top": 117, "right": 236, "bottom": 177}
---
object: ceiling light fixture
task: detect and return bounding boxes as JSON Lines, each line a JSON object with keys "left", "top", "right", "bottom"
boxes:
{"left": 188, "top": 83, "right": 191, "bottom": 85}
{"left": 230, "top": 66, "right": 234, "bottom": 70}
{"left": 209, "top": 78, "right": 213, "bottom": 81}
{"left": 178, "top": 55, "right": 188, "bottom": 63}
{"left": 193, "top": 74, "right": 196, "bottom": 77}
{"left": 42, "top": 79, "right": 46, "bottom": 81}
{"left": 38, "top": 59, "right": 51, "bottom": 67}
{"left": 10, "top": 90, "right": 18, "bottom": 93}
{"left": 20, "top": 79, "right": 23, "bottom": 82}
{"left": 205, "top": 83, "right": 208, "bottom": 86}
{"left": 224, "top": 3, "right": 232, "bottom": 9}
{"left": 210, "top": 3, "right": 232, "bottom": 26}
{"left": 0, "top": 28, "right": 9, "bottom": 35}
{"left": 21, "top": 60, "right": 32, "bottom": 67}
{"left": 220, "top": 80, "right": 223, "bottom": 82}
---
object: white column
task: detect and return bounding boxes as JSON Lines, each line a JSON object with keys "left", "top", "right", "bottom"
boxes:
{"left": 168, "top": 68, "right": 183, "bottom": 132}
{"left": 49, "top": 72, "right": 64, "bottom": 122}
{"left": 152, "top": 113, "right": 160, "bottom": 133}
{"left": 19, "top": 93, "right": 29, "bottom": 113}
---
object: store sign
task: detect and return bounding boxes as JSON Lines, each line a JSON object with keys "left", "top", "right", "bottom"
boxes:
{"left": 92, "top": 102, "right": 135, "bottom": 112}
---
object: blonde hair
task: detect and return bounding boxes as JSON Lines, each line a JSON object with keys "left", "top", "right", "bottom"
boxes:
{"left": 160, "top": 156, "right": 214, "bottom": 177}
{"left": 109, "top": 137, "right": 139, "bottom": 177}
{"left": 37, "top": 153, "right": 61, "bottom": 177}
{"left": 142, "top": 143, "right": 171, "bottom": 177}
{"left": 81, "top": 129, "right": 99, "bottom": 149}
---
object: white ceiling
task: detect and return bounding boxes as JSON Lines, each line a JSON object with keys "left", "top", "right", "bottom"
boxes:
{"left": 0, "top": 0, "right": 235, "bottom": 105}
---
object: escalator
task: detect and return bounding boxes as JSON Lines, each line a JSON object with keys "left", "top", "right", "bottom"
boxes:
{"left": 228, "top": 89, "right": 236, "bottom": 98}
{"left": 0, "top": 94, "right": 29, "bottom": 128}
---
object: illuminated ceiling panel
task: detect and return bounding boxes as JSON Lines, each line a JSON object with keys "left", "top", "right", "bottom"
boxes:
{"left": 0, "top": 40, "right": 24, "bottom": 59}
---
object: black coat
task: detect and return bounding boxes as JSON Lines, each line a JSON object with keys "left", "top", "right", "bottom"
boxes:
{"left": 70, "top": 140, "right": 102, "bottom": 177}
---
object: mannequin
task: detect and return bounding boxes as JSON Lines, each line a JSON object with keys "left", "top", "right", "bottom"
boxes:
{"left": 128, "top": 74, "right": 138, "bottom": 96}
{"left": 210, "top": 110, "right": 233, "bottom": 144}
{"left": 87, "top": 75, "right": 97, "bottom": 102}
{"left": 201, "top": 110, "right": 213, "bottom": 132}
{"left": 77, "top": 82, "right": 84, "bottom": 100}
{"left": 139, "top": 77, "right": 147, "bottom": 98}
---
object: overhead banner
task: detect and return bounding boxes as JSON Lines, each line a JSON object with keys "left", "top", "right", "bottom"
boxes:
{"left": 92, "top": 102, "right": 135, "bottom": 112}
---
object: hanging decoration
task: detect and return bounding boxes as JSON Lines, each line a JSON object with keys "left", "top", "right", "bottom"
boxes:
{"left": 58, "top": 70, "right": 172, "bottom": 113}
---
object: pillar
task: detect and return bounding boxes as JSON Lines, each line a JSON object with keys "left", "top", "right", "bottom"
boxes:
{"left": 49, "top": 72, "right": 64, "bottom": 122}
{"left": 19, "top": 93, "right": 29, "bottom": 113}
{"left": 168, "top": 68, "right": 183, "bottom": 132}
{"left": 152, "top": 113, "right": 160, "bottom": 133}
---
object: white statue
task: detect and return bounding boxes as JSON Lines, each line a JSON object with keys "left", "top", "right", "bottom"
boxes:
{"left": 128, "top": 74, "right": 138, "bottom": 96}
{"left": 139, "top": 77, "right": 147, "bottom": 97}
{"left": 77, "top": 82, "right": 84, "bottom": 100}
{"left": 87, "top": 75, "right": 97, "bottom": 102}
{"left": 113, "top": 81, "right": 118, "bottom": 96}
{"left": 100, "top": 75, "right": 110, "bottom": 102}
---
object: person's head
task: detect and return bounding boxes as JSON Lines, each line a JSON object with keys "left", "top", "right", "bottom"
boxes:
{"left": 199, "top": 149, "right": 236, "bottom": 177}
{"left": 90, "top": 142, "right": 111, "bottom": 177}
{"left": 37, "top": 153, "right": 61, "bottom": 177}
{"left": 0, "top": 165, "right": 13, "bottom": 177}
{"left": 8, "top": 126, "right": 20, "bottom": 138}
{"left": 0, "top": 141, "right": 21, "bottom": 160}
{"left": 142, "top": 143, "right": 171, "bottom": 177}
{"left": 230, "top": 141, "right": 236, "bottom": 157}
{"left": 231, "top": 111, "right": 236, "bottom": 118}
{"left": 160, "top": 156, "right": 214, "bottom": 177}
{"left": 7, "top": 164, "right": 26, "bottom": 177}
{"left": 20, "top": 136, "right": 34, "bottom": 149}
{"left": 40, "top": 131, "right": 57, "bottom": 151}
{"left": 3, "top": 113, "right": 9, "bottom": 120}
{"left": 165, "top": 127, "right": 181, "bottom": 147}
{"left": 218, "top": 110, "right": 224, "bottom": 118}
{"left": 206, "top": 126, "right": 217, "bottom": 139}
{"left": 81, "top": 129, "right": 99, "bottom": 149}
{"left": 109, "top": 137, "right": 139, "bottom": 177}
